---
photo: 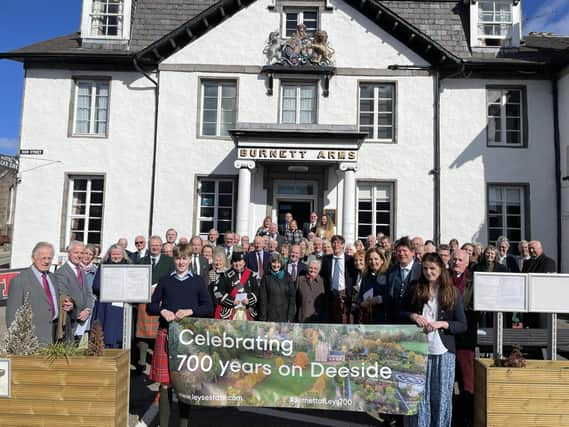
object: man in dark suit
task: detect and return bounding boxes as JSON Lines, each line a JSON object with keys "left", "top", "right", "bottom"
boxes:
{"left": 117, "top": 237, "right": 133, "bottom": 258}
{"left": 385, "top": 236, "right": 422, "bottom": 323}
{"left": 319, "top": 235, "right": 357, "bottom": 324}
{"left": 287, "top": 244, "right": 308, "bottom": 284}
{"left": 246, "top": 236, "right": 270, "bottom": 281}
{"left": 522, "top": 240, "right": 556, "bottom": 328}
{"left": 496, "top": 236, "right": 520, "bottom": 272}
{"left": 303, "top": 211, "right": 319, "bottom": 238}
{"left": 267, "top": 223, "right": 285, "bottom": 248}
{"left": 190, "top": 236, "right": 210, "bottom": 285}
{"left": 523, "top": 240, "right": 556, "bottom": 273}
{"left": 54, "top": 241, "right": 94, "bottom": 340}
{"left": 130, "top": 235, "right": 149, "bottom": 263}
{"left": 279, "top": 212, "right": 294, "bottom": 236}
{"left": 207, "top": 228, "right": 219, "bottom": 247}
{"left": 307, "top": 237, "right": 324, "bottom": 263}
{"left": 136, "top": 236, "right": 175, "bottom": 371}
{"left": 7, "top": 242, "right": 74, "bottom": 345}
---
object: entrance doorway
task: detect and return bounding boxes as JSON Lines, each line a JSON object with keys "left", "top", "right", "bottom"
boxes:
{"left": 273, "top": 180, "right": 318, "bottom": 232}
{"left": 278, "top": 201, "right": 312, "bottom": 231}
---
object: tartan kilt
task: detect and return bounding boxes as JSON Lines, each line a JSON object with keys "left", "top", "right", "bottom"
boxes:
{"left": 135, "top": 303, "right": 160, "bottom": 338}
{"left": 149, "top": 327, "right": 170, "bottom": 385}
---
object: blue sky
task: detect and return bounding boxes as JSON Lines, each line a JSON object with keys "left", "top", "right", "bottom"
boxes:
{"left": 0, "top": 0, "right": 567, "bottom": 156}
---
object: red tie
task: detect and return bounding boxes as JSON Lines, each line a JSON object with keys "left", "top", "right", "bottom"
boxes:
{"left": 76, "top": 265, "right": 84, "bottom": 289}
{"left": 257, "top": 252, "right": 264, "bottom": 279}
{"left": 42, "top": 273, "right": 55, "bottom": 318}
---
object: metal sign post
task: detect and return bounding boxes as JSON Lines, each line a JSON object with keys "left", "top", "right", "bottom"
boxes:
{"left": 122, "top": 303, "right": 132, "bottom": 351}
{"left": 493, "top": 312, "right": 504, "bottom": 357}
{"left": 547, "top": 313, "right": 558, "bottom": 361}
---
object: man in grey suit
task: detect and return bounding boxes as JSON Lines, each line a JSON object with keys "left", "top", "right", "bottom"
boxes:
{"left": 6, "top": 242, "right": 74, "bottom": 345}
{"left": 54, "top": 241, "right": 94, "bottom": 340}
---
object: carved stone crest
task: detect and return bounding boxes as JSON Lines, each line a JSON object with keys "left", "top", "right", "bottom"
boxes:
{"left": 264, "top": 24, "right": 335, "bottom": 66}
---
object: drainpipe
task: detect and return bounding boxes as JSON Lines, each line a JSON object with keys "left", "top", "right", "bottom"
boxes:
{"left": 552, "top": 77, "right": 561, "bottom": 272}
{"left": 435, "top": 63, "right": 465, "bottom": 246}
{"left": 432, "top": 69, "right": 441, "bottom": 246}
{"left": 133, "top": 58, "right": 159, "bottom": 238}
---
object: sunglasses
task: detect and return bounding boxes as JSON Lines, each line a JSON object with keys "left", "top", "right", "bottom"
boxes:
{"left": 135, "top": 241, "right": 144, "bottom": 244}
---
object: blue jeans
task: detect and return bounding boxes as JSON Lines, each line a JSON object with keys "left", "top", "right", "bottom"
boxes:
{"left": 405, "top": 352, "right": 455, "bottom": 427}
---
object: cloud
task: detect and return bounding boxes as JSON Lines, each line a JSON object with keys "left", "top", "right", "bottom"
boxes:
{"left": 0, "top": 138, "right": 19, "bottom": 156}
{"left": 525, "top": 0, "right": 569, "bottom": 35}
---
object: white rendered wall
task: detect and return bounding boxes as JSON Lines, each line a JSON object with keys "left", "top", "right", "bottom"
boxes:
{"left": 559, "top": 68, "right": 569, "bottom": 272}
{"left": 154, "top": 71, "right": 435, "bottom": 241}
{"left": 11, "top": 68, "right": 155, "bottom": 267}
{"left": 440, "top": 78, "right": 557, "bottom": 259}
{"left": 165, "top": 0, "right": 428, "bottom": 68}
{"left": 156, "top": 0, "right": 434, "bottom": 240}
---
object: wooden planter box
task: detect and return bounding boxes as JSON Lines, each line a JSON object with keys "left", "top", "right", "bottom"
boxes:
{"left": 0, "top": 349, "right": 129, "bottom": 427}
{"left": 474, "top": 358, "right": 569, "bottom": 427}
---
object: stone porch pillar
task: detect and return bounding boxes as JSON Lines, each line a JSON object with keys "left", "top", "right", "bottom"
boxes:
{"left": 340, "top": 162, "right": 359, "bottom": 244}
{"left": 234, "top": 160, "right": 255, "bottom": 238}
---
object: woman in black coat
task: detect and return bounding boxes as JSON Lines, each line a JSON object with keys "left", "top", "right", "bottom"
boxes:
{"left": 471, "top": 245, "right": 507, "bottom": 273}
{"left": 259, "top": 252, "right": 296, "bottom": 322}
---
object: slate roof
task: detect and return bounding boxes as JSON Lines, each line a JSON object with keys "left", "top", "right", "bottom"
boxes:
{"left": 130, "top": 0, "right": 219, "bottom": 51}
{"left": 1, "top": 0, "right": 568, "bottom": 70}
{"left": 381, "top": 0, "right": 470, "bottom": 58}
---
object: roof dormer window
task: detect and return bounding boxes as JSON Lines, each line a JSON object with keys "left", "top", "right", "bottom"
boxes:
{"left": 479, "top": 1, "right": 512, "bottom": 42}
{"left": 469, "top": 0, "right": 521, "bottom": 48}
{"left": 90, "top": 0, "right": 123, "bottom": 37}
{"left": 80, "top": 0, "right": 132, "bottom": 43}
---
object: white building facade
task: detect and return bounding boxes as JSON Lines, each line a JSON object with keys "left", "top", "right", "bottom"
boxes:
{"left": 2, "top": 0, "right": 568, "bottom": 268}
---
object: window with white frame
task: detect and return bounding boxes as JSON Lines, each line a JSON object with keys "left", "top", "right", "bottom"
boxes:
{"left": 487, "top": 87, "right": 524, "bottom": 146}
{"left": 488, "top": 184, "right": 527, "bottom": 253}
{"left": 478, "top": 0, "right": 513, "bottom": 40}
{"left": 359, "top": 83, "right": 395, "bottom": 141}
{"left": 90, "top": 0, "right": 124, "bottom": 37}
{"left": 201, "top": 80, "right": 237, "bottom": 137}
{"left": 73, "top": 79, "right": 110, "bottom": 136}
{"left": 357, "top": 183, "right": 394, "bottom": 241}
{"left": 282, "top": 83, "right": 316, "bottom": 124}
{"left": 198, "top": 179, "right": 235, "bottom": 240}
{"left": 66, "top": 176, "right": 105, "bottom": 246}
{"left": 285, "top": 9, "right": 318, "bottom": 37}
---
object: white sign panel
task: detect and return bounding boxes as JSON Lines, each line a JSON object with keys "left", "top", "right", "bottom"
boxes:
{"left": 474, "top": 272, "right": 528, "bottom": 312}
{"left": 99, "top": 264, "right": 152, "bottom": 303}
{"left": 0, "top": 359, "right": 10, "bottom": 398}
{"left": 528, "top": 273, "right": 569, "bottom": 313}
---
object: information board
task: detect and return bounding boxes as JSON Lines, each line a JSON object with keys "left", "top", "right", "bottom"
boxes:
{"left": 528, "top": 273, "right": 569, "bottom": 313}
{"left": 473, "top": 272, "right": 528, "bottom": 312}
{"left": 99, "top": 264, "right": 152, "bottom": 303}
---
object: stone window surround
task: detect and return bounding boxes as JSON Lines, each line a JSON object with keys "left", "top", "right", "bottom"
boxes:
{"left": 196, "top": 77, "right": 239, "bottom": 141}
{"left": 59, "top": 173, "right": 106, "bottom": 251}
{"left": 194, "top": 176, "right": 237, "bottom": 240}
{"left": 487, "top": 182, "right": 530, "bottom": 252}
{"left": 280, "top": 80, "right": 318, "bottom": 125}
{"left": 356, "top": 180, "right": 396, "bottom": 242}
{"left": 486, "top": 84, "right": 528, "bottom": 148}
{"left": 68, "top": 76, "right": 112, "bottom": 139}
{"left": 357, "top": 80, "right": 398, "bottom": 144}
{"left": 268, "top": 0, "right": 333, "bottom": 38}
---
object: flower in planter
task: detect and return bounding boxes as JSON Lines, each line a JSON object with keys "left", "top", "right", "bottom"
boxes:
{"left": 493, "top": 344, "right": 526, "bottom": 368}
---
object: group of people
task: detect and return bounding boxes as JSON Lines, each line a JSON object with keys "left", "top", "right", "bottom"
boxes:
{"left": 6, "top": 212, "right": 557, "bottom": 427}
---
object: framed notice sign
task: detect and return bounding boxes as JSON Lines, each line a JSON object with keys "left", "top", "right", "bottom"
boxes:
{"left": 0, "top": 358, "right": 10, "bottom": 398}
{"left": 474, "top": 272, "right": 528, "bottom": 312}
{"left": 528, "top": 274, "right": 569, "bottom": 313}
{"left": 99, "top": 264, "right": 152, "bottom": 303}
